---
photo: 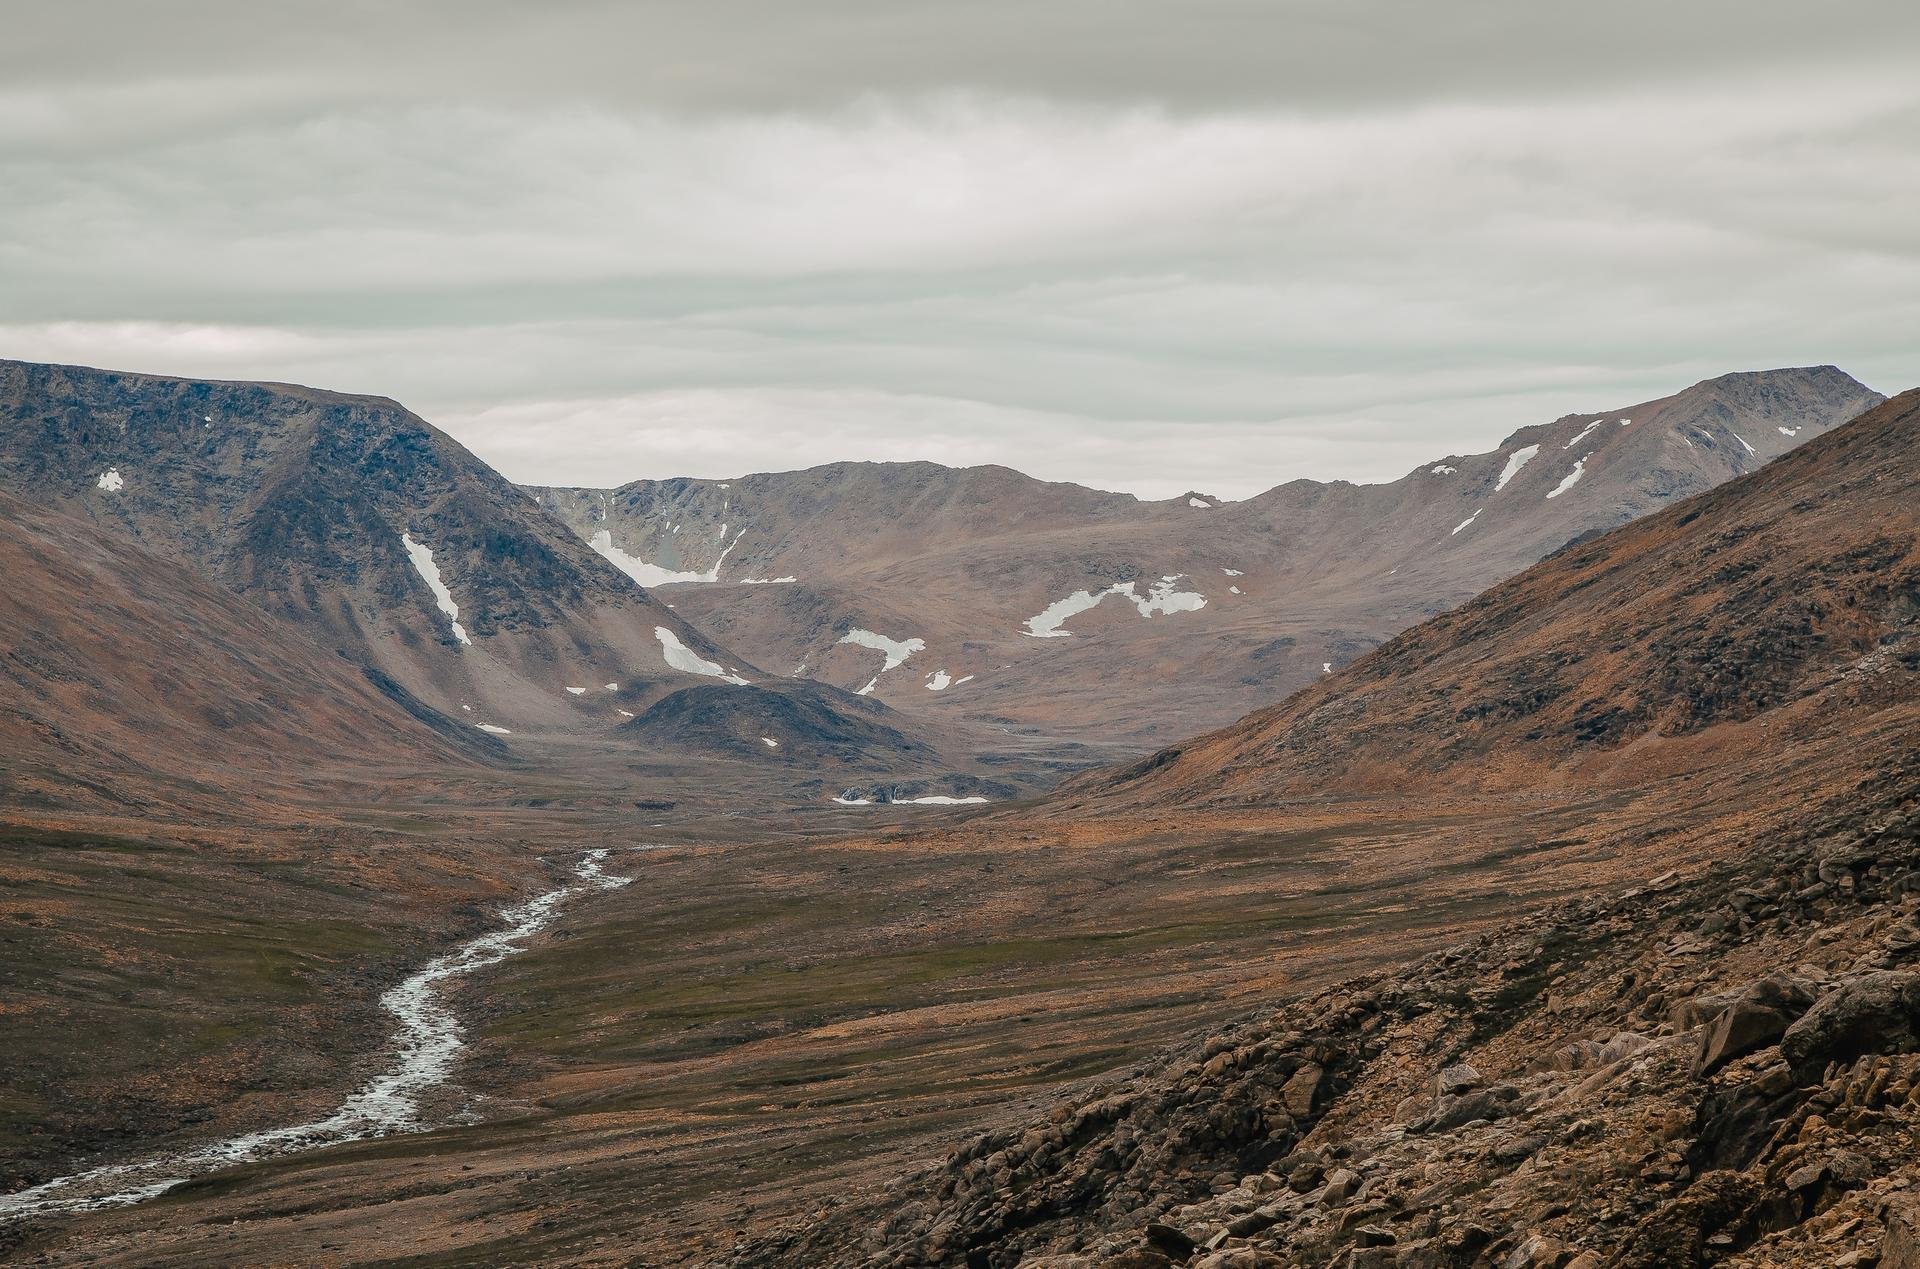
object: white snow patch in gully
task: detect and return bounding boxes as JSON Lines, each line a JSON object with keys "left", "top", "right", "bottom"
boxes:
{"left": 1023, "top": 577, "right": 1206, "bottom": 637}
{"left": 589, "top": 529, "right": 742, "bottom": 587}
{"left": 604, "top": 683, "right": 619, "bottom": 691}
{"left": 1451, "top": 509, "right": 1482, "bottom": 535}
{"left": 400, "top": 533, "right": 471, "bottom": 646}
{"left": 1494, "top": 445, "right": 1540, "bottom": 491}
{"left": 838, "top": 628, "right": 925, "bottom": 672}
{"left": 1188, "top": 497, "right": 1213, "bottom": 508}
{"left": 566, "top": 687, "right": 586, "bottom": 695}
{"left": 1564, "top": 421, "right": 1601, "bottom": 449}
{"left": 1620, "top": 417, "right": 1633, "bottom": 426}
{"left": 1779, "top": 426, "right": 1799, "bottom": 437}
{"left": 476, "top": 723, "right": 511, "bottom": 735}
{"left": 1732, "top": 431, "right": 1756, "bottom": 455}
{"left": 926, "top": 670, "right": 953, "bottom": 691}
{"left": 96, "top": 468, "right": 124, "bottom": 492}
{"left": 1429, "top": 464, "right": 1457, "bottom": 476}
{"left": 1322, "top": 662, "right": 1333, "bottom": 673}
{"left": 902, "top": 796, "right": 990, "bottom": 805}
{"left": 1230, "top": 586, "right": 1242, "bottom": 594}
{"left": 761, "top": 737, "right": 779, "bottom": 748}
{"left": 654, "top": 627, "right": 748, "bottom": 684}
{"left": 832, "top": 795, "right": 872, "bottom": 806}
{"left": 1546, "top": 455, "right": 1589, "bottom": 499}
{"left": 617, "top": 709, "right": 634, "bottom": 718}
{"left": 0, "top": 851, "right": 629, "bottom": 1221}
{"left": 856, "top": 676, "right": 879, "bottom": 696}
{"left": 1222, "top": 568, "right": 1243, "bottom": 576}
{"left": 739, "top": 576, "right": 797, "bottom": 584}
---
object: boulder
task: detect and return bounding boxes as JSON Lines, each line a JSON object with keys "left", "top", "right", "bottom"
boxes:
{"left": 1436, "top": 1063, "right": 1483, "bottom": 1096}
{"left": 1281, "top": 1062, "right": 1328, "bottom": 1118}
{"left": 1694, "top": 1001, "right": 1795, "bottom": 1075}
{"left": 1885, "top": 1199, "right": 1920, "bottom": 1269}
{"left": 1781, "top": 972, "right": 1920, "bottom": 1077}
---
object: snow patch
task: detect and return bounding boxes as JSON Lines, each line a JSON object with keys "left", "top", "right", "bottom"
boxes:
{"left": 926, "top": 670, "right": 953, "bottom": 691}
{"left": 1620, "top": 417, "right": 1633, "bottom": 426}
{"left": 1732, "top": 431, "right": 1756, "bottom": 455}
{"left": 838, "top": 628, "right": 925, "bottom": 671}
{"left": 566, "top": 687, "right": 586, "bottom": 696}
{"left": 589, "top": 528, "right": 741, "bottom": 587}
{"left": 400, "top": 533, "right": 471, "bottom": 646}
{"left": 1451, "top": 508, "right": 1482, "bottom": 535}
{"left": 1187, "top": 496, "right": 1213, "bottom": 508}
{"left": 1023, "top": 576, "right": 1206, "bottom": 637}
{"left": 604, "top": 683, "right": 619, "bottom": 691}
{"left": 762, "top": 736, "right": 779, "bottom": 748}
{"left": 654, "top": 627, "right": 748, "bottom": 684}
{"left": 1779, "top": 426, "right": 1799, "bottom": 437}
{"left": 1322, "top": 662, "right": 1333, "bottom": 674}
{"left": 476, "top": 723, "right": 511, "bottom": 735}
{"left": 1564, "top": 421, "right": 1600, "bottom": 449}
{"left": 1494, "top": 444, "right": 1540, "bottom": 491}
{"left": 1229, "top": 586, "right": 1242, "bottom": 594}
{"left": 856, "top": 676, "right": 879, "bottom": 696}
{"left": 96, "top": 468, "right": 124, "bottom": 492}
{"left": 739, "top": 576, "right": 797, "bottom": 585}
{"left": 1546, "top": 455, "right": 1589, "bottom": 499}
{"left": 1222, "top": 568, "right": 1243, "bottom": 576}
{"left": 1430, "top": 464, "right": 1457, "bottom": 476}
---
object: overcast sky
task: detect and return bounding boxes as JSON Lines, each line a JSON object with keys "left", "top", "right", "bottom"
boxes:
{"left": 4, "top": 2, "right": 1916, "bottom": 498}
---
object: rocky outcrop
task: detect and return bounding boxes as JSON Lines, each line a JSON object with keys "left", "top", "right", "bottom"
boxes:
{"left": 745, "top": 783, "right": 1920, "bottom": 1267}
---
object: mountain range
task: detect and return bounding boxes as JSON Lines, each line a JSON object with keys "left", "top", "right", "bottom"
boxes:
{"left": 534, "top": 366, "right": 1882, "bottom": 749}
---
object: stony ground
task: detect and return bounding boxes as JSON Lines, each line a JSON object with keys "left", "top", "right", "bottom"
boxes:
{"left": 749, "top": 759, "right": 1920, "bottom": 1268}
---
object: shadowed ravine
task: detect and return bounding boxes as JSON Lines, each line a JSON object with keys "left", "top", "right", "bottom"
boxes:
{"left": 0, "top": 849, "right": 637, "bottom": 1222}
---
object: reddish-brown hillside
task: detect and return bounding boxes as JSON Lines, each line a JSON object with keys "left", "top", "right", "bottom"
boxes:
{"left": 1077, "top": 388, "right": 1920, "bottom": 808}
{"left": 0, "top": 489, "right": 505, "bottom": 816}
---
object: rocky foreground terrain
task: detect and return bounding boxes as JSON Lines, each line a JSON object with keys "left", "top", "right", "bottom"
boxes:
{"left": 753, "top": 770, "right": 1920, "bottom": 1268}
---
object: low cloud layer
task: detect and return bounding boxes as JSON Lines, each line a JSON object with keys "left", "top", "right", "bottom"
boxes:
{"left": 3, "top": 4, "right": 1916, "bottom": 497}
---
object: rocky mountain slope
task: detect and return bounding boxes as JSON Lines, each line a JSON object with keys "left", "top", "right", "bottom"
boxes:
{"left": 0, "top": 359, "right": 981, "bottom": 781}
{"left": 534, "top": 367, "right": 1882, "bottom": 749}
{"left": 0, "top": 488, "right": 504, "bottom": 817}
{"left": 1078, "top": 387, "right": 1920, "bottom": 810}
{"left": 738, "top": 390, "right": 1920, "bottom": 1268}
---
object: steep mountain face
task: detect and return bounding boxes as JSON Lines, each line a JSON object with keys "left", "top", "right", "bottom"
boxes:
{"left": 534, "top": 367, "right": 1882, "bottom": 750}
{"left": 0, "top": 360, "right": 788, "bottom": 736}
{"left": 0, "top": 489, "right": 504, "bottom": 816}
{"left": 1080, "top": 387, "right": 1920, "bottom": 809}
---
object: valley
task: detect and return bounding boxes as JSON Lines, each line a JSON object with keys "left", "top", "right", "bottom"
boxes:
{"left": 0, "top": 365, "right": 1915, "bottom": 1268}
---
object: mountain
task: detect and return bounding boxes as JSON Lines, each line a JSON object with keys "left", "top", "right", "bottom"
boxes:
{"left": 742, "top": 391, "right": 1920, "bottom": 1269}
{"left": 1080, "top": 386, "right": 1920, "bottom": 810}
{"left": 0, "top": 361, "right": 999, "bottom": 777}
{"left": 0, "top": 488, "right": 504, "bottom": 817}
{"left": 533, "top": 366, "right": 1883, "bottom": 750}
{"left": 0, "top": 359, "right": 776, "bottom": 736}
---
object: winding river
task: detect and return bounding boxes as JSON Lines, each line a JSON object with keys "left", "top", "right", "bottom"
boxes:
{"left": 0, "top": 848, "right": 632, "bottom": 1222}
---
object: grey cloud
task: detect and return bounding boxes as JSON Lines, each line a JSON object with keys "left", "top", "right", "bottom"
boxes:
{"left": 0, "top": 5, "right": 1916, "bottom": 497}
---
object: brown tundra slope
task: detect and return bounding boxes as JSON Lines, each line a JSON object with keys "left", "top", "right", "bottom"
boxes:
{"left": 0, "top": 487, "right": 504, "bottom": 818}
{"left": 534, "top": 367, "right": 1882, "bottom": 751}
{"left": 1077, "top": 387, "right": 1920, "bottom": 809}
{"left": 745, "top": 391, "right": 1920, "bottom": 1268}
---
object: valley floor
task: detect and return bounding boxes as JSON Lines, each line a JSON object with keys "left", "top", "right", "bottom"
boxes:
{"left": 0, "top": 729, "right": 1828, "bottom": 1266}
